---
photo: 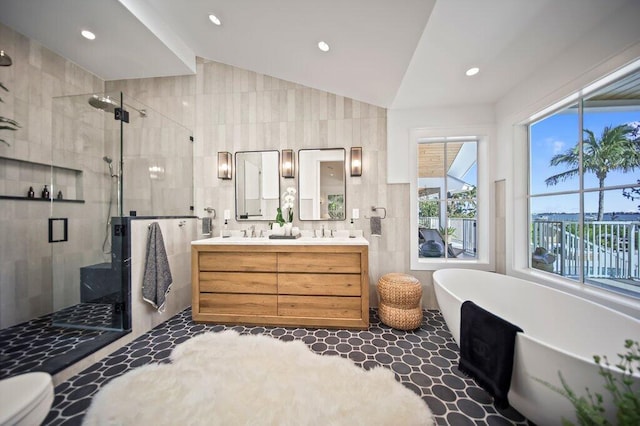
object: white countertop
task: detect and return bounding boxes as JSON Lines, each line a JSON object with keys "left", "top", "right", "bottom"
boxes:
{"left": 191, "top": 236, "right": 369, "bottom": 246}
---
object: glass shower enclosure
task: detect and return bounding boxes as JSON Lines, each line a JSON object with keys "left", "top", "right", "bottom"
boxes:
{"left": 49, "top": 92, "right": 193, "bottom": 331}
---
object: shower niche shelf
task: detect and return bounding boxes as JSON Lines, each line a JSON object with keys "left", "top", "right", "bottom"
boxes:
{"left": 0, "top": 196, "right": 85, "bottom": 203}
{"left": 0, "top": 156, "right": 85, "bottom": 202}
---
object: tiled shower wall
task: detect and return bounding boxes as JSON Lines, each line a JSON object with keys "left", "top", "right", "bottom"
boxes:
{"left": 0, "top": 23, "right": 105, "bottom": 328}
{"left": 0, "top": 22, "right": 196, "bottom": 329}
{"left": 101, "top": 94, "right": 194, "bottom": 217}
{"left": 108, "top": 58, "right": 437, "bottom": 309}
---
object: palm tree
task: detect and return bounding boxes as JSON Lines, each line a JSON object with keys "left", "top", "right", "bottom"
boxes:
{"left": 545, "top": 124, "right": 640, "bottom": 220}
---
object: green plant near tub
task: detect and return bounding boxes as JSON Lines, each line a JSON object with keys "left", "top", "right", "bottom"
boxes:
{"left": 543, "top": 339, "right": 639, "bottom": 425}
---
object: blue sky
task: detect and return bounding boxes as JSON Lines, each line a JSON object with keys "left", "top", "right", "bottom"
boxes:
{"left": 530, "top": 108, "right": 640, "bottom": 213}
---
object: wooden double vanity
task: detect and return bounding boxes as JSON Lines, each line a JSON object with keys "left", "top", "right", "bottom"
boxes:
{"left": 191, "top": 237, "right": 369, "bottom": 329}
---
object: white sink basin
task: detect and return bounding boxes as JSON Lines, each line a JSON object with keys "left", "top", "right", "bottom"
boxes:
{"left": 192, "top": 236, "right": 369, "bottom": 246}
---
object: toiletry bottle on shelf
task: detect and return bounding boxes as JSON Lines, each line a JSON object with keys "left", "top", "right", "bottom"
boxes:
{"left": 56, "top": 190, "right": 63, "bottom": 200}
{"left": 27, "top": 186, "right": 35, "bottom": 198}
{"left": 41, "top": 185, "right": 49, "bottom": 199}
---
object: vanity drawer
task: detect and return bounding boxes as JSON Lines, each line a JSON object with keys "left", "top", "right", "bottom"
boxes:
{"left": 278, "top": 253, "right": 361, "bottom": 273}
{"left": 200, "top": 272, "right": 277, "bottom": 294}
{"left": 199, "top": 252, "right": 277, "bottom": 272}
{"left": 200, "top": 293, "right": 277, "bottom": 316}
{"left": 278, "top": 295, "right": 361, "bottom": 319}
{"left": 278, "top": 273, "right": 361, "bottom": 296}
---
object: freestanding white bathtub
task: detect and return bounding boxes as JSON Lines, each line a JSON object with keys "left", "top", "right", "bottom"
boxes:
{"left": 433, "top": 269, "right": 640, "bottom": 425}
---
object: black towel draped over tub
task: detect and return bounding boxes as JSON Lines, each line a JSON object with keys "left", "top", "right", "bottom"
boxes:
{"left": 458, "top": 300, "right": 523, "bottom": 409}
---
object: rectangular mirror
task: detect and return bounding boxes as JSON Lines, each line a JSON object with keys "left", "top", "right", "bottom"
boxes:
{"left": 298, "top": 148, "right": 346, "bottom": 220}
{"left": 235, "top": 150, "right": 280, "bottom": 221}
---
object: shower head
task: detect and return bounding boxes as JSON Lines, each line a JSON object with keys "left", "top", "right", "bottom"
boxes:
{"left": 89, "top": 95, "right": 118, "bottom": 113}
{"left": 89, "top": 94, "right": 147, "bottom": 118}
{"left": 103, "top": 155, "right": 117, "bottom": 178}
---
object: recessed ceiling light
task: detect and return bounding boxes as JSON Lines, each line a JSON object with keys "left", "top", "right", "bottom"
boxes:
{"left": 208, "top": 14, "right": 221, "bottom": 26}
{"left": 318, "top": 41, "right": 330, "bottom": 52}
{"left": 465, "top": 67, "right": 480, "bottom": 76}
{"left": 81, "top": 30, "right": 96, "bottom": 40}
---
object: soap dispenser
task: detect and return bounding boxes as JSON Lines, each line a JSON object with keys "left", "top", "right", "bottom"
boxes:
{"left": 41, "top": 185, "right": 50, "bottom": 199}
{"left": 27, "top": 186, "right": 35, "bottom": 198}
{"left": 349, "top": 218, "right": 355, "bottom": 238}
{"left": 221, "top": 219, "right": 230, "bottom": 238}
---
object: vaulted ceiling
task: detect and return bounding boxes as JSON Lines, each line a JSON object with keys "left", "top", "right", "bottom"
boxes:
{"left": 0, "top": 0, "right": 634, "bottom": 109}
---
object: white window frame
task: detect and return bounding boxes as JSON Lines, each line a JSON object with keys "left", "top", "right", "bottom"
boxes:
{"left": 525, "top": 81, "right": 640, "bottom": 293}
{"left": 409, "top": 125, "right": 493, "bottom": 271}
{"left": 510, "top": 58, "right": 640, "bottom": 318}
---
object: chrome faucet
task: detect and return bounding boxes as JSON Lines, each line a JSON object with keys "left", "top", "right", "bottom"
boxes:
{"left": 249, "top": 225, "right": 256, "bottom": 238}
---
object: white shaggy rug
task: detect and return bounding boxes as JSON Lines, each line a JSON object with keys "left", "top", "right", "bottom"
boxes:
{"left": 84, "top": 330, "right": 433, "bottom": 425}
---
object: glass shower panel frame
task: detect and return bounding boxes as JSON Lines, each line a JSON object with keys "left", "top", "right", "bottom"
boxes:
{"left": 120, "top": 94, "right": 194, "bottom": 217}
{"left": 48, "top": 91, "right": 194, "bottom": 331}
{"left": 50, "top": 91, "right": 126, "bottom": 331}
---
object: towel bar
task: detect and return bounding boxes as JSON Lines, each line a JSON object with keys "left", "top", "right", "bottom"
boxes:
{"left": 147, "top": 220, "right": 188, "bottom": 230}
{"left": 365, "top": 206, "right": 386, "bottom": 219}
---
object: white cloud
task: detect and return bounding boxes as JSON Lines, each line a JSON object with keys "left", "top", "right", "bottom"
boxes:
{"left": 552, "top": 140, "right": 565, "bottom": 154}
{"left": 542, "top": 137, "right": 566, "bottom": 155}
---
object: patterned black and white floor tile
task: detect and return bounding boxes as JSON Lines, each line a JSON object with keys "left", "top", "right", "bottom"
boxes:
{"left": 43, "top": 308, "right": 530, "bottom": 426}
{"left": 0, "top": 304, "right": 125, "bottom": 379}
{"left": 51, "top": 303, "right": 123, "bottom": 330}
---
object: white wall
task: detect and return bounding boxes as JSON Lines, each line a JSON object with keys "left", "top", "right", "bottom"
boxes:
{"left": 386, "top": 0, "right": 640, "bottom": 318}
{"left": 387, "top": 104, "right": 495, "bottom": 184}
{"left": 495, "top": 1, "right": 640, "bottom": 318}
{"left": 129, "top": 218, "right": 195, "bottom": 333}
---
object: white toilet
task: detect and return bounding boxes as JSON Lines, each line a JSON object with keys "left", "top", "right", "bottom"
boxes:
{"left": 0, "top": 372, "right": 54, "bottom": 426}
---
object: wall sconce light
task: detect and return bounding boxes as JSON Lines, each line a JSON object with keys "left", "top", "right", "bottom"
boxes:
{"left": 350, "top": 147, "right": 362, "bottom": 177}
{"left": 218, "top": 151, "right": 232, "bottom": 180}
{"left": 282, "top": 149, "right": 295, "bottom": 178}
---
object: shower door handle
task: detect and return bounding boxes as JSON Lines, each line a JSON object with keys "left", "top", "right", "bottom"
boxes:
{"left": 49, "top": 218, "right": 68, "bottom": 243}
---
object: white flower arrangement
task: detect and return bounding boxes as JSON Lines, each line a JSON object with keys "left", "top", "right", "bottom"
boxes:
{"left": 282, "top": 186, "right": 296, "bottom": 223}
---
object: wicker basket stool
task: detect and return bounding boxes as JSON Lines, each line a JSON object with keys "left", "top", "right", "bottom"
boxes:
{"left": 377, "top": 273, "right": 423, "bottom": 330}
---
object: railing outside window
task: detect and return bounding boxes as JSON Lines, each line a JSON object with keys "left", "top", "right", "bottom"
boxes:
{"left": 532, "top": 220, "right": 639, "bottom": 280}
{"left": 419, "top": 217, "right": 477, "bottom": 257}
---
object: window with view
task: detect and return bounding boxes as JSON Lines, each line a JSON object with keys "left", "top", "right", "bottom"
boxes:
{"left": 528, "top": 70, "right": 640, "bottom": 298}
{"left": 417, "top": 138, "right": 477, "bottom": 260}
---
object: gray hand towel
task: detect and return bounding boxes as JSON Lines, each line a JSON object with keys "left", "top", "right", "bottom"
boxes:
{"left": 370, "top": 216, "right": 382, "bottom": 237}
{"left": 202, "top": 217, "right": 212, "bottom": 235}
{"left": 142, "top": 222, "right": 173, "bottom": 313}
